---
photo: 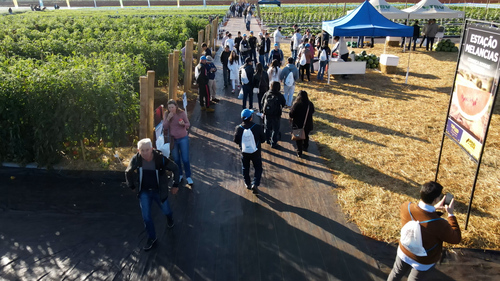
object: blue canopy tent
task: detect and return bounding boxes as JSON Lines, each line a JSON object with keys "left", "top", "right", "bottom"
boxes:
{"left": 322, "top": 0, "right": 412, "bottom": 37}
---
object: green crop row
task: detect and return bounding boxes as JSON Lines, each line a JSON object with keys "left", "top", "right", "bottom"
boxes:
{"left": 261, "top": 5, "right": 500, "bottom": 37}
{"left": 0, "top": 11, "right": 212, "bottom": 166}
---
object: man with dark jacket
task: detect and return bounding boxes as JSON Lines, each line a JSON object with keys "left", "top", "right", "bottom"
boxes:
{"left": 195, "top": 56, "right": 213, "bottom": 112}
{"left": 125, "top": 138, "right": 180, "bottom": 251}
{"left": 407, "top": 21, "right": 421, "bottom": 51}
{"left": 239, "top": 34, "right": 251, "bottom": 63}
{"left": 248, "top": 31, "right": 258, "bottom": 64}
{"left": 262, "top": 81, "right": 286, "bottom": 148}
{"left": 233, "top": 109, "right": 266, "bottom": 194}
{"left": 258, "top": 32, "right": 271, "bottom": 68}
{"left": 387, "top": 181, "right": 461, "bottom": 281}
{"left": 220, "top": 45, "right": 231, "bottom": 88}
{"left": 234, "top": 31, "right": 243, "bottom": 56}
{"left": 239, "top": 57, "right": 254, "bottom": 109}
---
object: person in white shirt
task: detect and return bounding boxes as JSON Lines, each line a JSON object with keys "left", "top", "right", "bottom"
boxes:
{"left": 291, "top": 29, "right": 302, "bottom": 63}
{"left": 221, "top": 31, "right": 229, "bottom": 49}
{"left": 267, "top": 59, "right": 282, "bottom": 88}
{"left": 332, "top": 36, "right": 350, "bottom": 79}
{"left": 273, "top": 26, "right": 286, "bottom": 48}
{"left": 225, "top": 33, "right": 235, "bottom": 52}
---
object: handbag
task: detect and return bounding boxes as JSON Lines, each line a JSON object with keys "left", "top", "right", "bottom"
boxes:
{"left": 291, "top": 104, "right": 310, "bottom": 141}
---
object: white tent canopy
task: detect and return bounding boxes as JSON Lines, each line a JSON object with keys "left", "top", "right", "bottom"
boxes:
{"left": 369, "top": 0, "right": 409, "bottom": 20}
{"left": 403, "top": 0, "right": 464, "bottom": 19}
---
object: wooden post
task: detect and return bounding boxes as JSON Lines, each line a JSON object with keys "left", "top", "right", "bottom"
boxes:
{"left": 205, "top": 24, "right": 211, "bottom": 48}
{"left": 198, "top": 30, "right": 204, "bottom": 59}
{"left": 168, "top": 53, "right": 175, "bottom": 100}
{"left": 211, "top": 17, "right": 218, "bottom": 49}
{"left": 147, "top": 70, "right": 155, "bottom": 140}
{"left": 139, "top": 76, "right": 149, "bottom": 140}
{"left": 184, "top": 38, "right": 194, "bottom": 94}
{"left": 172, "top": 50, "right": 180, "bottom": 100}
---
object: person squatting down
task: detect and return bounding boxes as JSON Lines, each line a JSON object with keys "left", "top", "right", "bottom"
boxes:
{"left": 125, "top": 138, "right": 180, "bottom": 251}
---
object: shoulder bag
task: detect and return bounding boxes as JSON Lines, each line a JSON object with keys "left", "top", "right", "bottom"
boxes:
{"left": 291, "top": 104, "right": 310, "bottom": 141}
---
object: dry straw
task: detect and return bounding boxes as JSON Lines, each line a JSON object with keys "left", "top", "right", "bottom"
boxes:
{"left": 282, "top": 43, "right": 500, "bottom": 250}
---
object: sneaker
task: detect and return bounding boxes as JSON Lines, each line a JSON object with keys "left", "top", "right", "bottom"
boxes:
{"left": 186, "top": 177, "right": 193, "bottom": 185}
{"left": 245, "top": 184, "right": 252, "bottom": 190}
{"left": 231, "top": 89, "right": 235, "bottom": 93}
{"left": 143, "top": 238, "right": 157, "bottom": 251}
{"left": 212, "top": 98, "right": 220, "bottom": 103}
{"left": 206, "top": 107, "right": 215, "bottom": 113}
{"left": 297, "top": 151, "right": 302, "bottom": 158}
{"left": 166, "top": 215, "right": 174, "bottom": 228}
{"left": 201, "top": 106, "right": 206, "bottom": 111}
{"left": 252, "top": 185, "right": 259, "bottom": 195}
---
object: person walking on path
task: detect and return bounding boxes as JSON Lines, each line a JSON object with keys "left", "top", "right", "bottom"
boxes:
{"left": 239, "top": 57, "right": 255, "bottom": 109}
{"left": 234, "top": 31, "right": 243, "bottom": 56}
{"left": 239, "top": 34, "right": 251, "bottom": 63}
{"left": 195, "top": 56, "right": 214, "bottom": 112}
{"left": 248, "top": 31, "right": 258, "bottom": 64}
{"left": 280, "top": 57, "right": 299, "bottom": 107}
{"left": 317, "top": 41, "right": 331, "bottom": 81}
{"left": 163, "top": 99, "right": 193, "bottom": 186}
{"left": 267, "top": 59, "right": 281, "bottom": 88}
{"left": 125, "top": 138, "right": 180, "bottom": 251}
{"left": 273, "top": 26, "right": 286, "bottom": 48}
{"left": 289, "top": 90, "right": 315, "bottom": 157}
{"left": 258, "top": 32, "right": 271, "bottom": 68}
{"left": 206, "top": 56, "right": 219, "bottom": 103}
{"left": 407, "top": 21, "right": 420, "bottom": 51}
{"left": 268, "top": 43, "right": 283, "bottom": 67}
{"left": 252, "top": 62, "right": 269, "bottom": 115}
{"left": 225, "top": 33, "right": 235, "bottom": 52}
{"left": 309, "top": 35, "right": 316, "bottom": 74}
{"left": 221, "top": 45, "right": 231, "bottom": 88}
{"left": 291, "top": 28, "right": 302, "bottom": 62}
{"left": 387, "top": 181, "right": 461, "bottom": 281}
{"left": 298, "top": 43, "right": 312, "bottom": 82}
{"left": 229, "top": 51, "right": 241, "bottom": 94}
{"left": 262, "top": 81, "right": 286, "bottom": 148}
{"left": 233, "top": 109, "right": 266, "bottom": 194}
{"left": 425, "top": 19, "right": 439, "bottom": 51}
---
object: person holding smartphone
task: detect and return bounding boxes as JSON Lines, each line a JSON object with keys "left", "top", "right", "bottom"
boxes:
{"left": 387, "top": 181, "right": 461, "bottom": 281}
{"left": 163, "top": 99, "right": 193, "bottom": 186}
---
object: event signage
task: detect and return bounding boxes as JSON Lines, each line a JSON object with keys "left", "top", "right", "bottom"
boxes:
{"left": 445, "top": 23, "right": 500, "bottom": 161}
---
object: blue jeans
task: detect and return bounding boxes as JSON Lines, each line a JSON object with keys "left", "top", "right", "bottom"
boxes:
{"left": 317, "top": 60, "right": 328, "bottom": 80}
{"left": 242, "top": 150, "right": 262, "bottom": 187}
{"left": 172, "top": 135, "right": 191, "bottom": 178}
{"left": 292, "top": 49, "right": 298, "bottom": 62}
{"left": 139, "top": 190, "right": 172, "bottom": 240}
{"left": 242, "top": 83, "right": 253, "bottom": 109}
{"left": 259, "top": 54, "right": 266, "bottom": 67}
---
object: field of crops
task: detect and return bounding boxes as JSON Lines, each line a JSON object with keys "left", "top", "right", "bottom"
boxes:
{"left": 0, "top": 9, "right": 225, "bottom": 166}
{"left": 260, "top": 5, "right": 500, "bottom": 36}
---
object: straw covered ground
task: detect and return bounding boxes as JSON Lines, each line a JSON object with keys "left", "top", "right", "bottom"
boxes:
{"left": 278, "top": 43, "right": 500, "bottom": 250}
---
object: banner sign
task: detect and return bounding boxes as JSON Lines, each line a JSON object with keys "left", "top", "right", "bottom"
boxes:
{"left": 446, "top": 23, "right": 500, "bottom": 161}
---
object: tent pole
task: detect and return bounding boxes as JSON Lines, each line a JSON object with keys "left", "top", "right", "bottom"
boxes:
{"left": 405, "top": 48, "right": 411, "bottom": 84}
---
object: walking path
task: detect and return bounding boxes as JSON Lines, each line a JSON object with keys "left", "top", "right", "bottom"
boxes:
{"left": 1, "top": 15, "right": 500, "bottom": 281}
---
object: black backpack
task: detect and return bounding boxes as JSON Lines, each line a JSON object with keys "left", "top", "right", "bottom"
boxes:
{"left": 263, "top": 94, "right": 281, "bottom": 116}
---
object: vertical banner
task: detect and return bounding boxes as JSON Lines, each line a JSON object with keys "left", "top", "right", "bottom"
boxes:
{"left": 66, "top": 0, "right": 70, "bottom": 8}
{"left": 445, "top": 23, "right": 500, "bottom": 161}
{"left": 119, "top": 0, "right": 123, "bottom": 8}
{"left": 12, "top": 0, "right": 19, "bottom": 8}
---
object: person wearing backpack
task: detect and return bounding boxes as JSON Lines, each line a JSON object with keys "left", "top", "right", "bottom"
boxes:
{"left": 125, "top": 138, "right": 180, "bottom": 251}
{"left": 195, "top": 56, "right": 213, "bottom": 112}
{"left": 280, "top": 57, "right": 299, "bottom": 108}
{"left": 239, "top": 57, "right": 254, "bottom": 109}
{"left": 252, "top": 62, "right": 269, "bottom": 115}
{"left": 262, "top": 81, "right": 286, "bottom": 148}
{"left": 233, "top": 109, "right": 266, "bottom": 194}
{"left": 317, "top": 41, "right": 331, "bottom": 81}
{"left": 297, "top": 42, "right": 312, "bottom": 82}
{"left": 387, "top": 181, "right": 461, "bottom": 281}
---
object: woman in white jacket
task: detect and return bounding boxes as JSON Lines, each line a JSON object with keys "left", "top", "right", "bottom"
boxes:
{"left": 267, "top": 59, "right": 281, "bottom": 88}
{"left": 228, "top": 51, "right": 241, "bottom": 93}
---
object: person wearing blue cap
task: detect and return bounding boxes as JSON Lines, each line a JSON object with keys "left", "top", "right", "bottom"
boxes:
{"left": 268, "top": 43, "right": 283, "bottom": 67}
{"left": 195, "top": 56, "right": 214, "bottom": 112}
{"left": 239, "top": 33, "right": 251, "bottom": 63}
{"left": 233, "top": 108, "right": 266, "bottom": 194}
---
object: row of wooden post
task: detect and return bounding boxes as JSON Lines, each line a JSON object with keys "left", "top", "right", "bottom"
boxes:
{"left": 139, "top": 17, "right": 219, "bottom": 140}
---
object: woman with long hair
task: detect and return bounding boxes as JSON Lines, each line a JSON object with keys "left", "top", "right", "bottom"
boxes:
{"left": 252, "top": 62, "right": 269, "bottom": 114}
{"left": 289, "top": 90, "right": 315, "bottom": 157}
{"left": 228, "top": 50, "right": 241, "bottom": 93}
{"left": 163, "top": 99, "right": 193, "bottom": 185}
{"left": 267, "top": 59, "right": 281, "bottom": 87}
